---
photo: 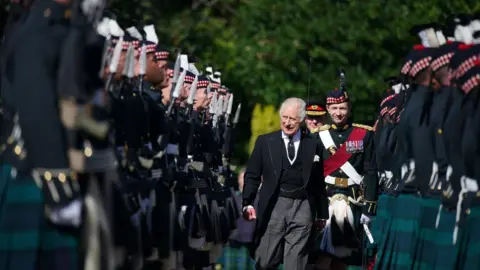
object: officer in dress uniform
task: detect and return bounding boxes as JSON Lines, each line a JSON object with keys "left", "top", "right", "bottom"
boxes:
{"left": 305, "top": 100, "right": 328, "bottom": 133}
{"left": 316, "top": 86, "right": 378, "bottom": 270}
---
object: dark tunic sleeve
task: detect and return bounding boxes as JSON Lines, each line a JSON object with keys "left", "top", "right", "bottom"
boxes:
{"left": 242, "top": 135, "right": 264, "bottom": 207}
{"left": 362, "top": 131, "right": 379, "bottom": 215}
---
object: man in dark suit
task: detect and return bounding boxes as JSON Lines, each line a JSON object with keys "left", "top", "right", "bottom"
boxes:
{"left": 242, "top": 97, "right": 329, "bottom": 270}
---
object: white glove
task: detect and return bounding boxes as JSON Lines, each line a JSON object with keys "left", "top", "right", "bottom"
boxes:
{"left": 360, "top": 214, "right": 372, "bottom": 224}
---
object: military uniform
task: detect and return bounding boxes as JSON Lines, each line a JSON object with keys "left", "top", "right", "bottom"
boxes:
{"left": 305, "top": 101, "right": 327, "bottom": 134}
{"left": 316, "top": 88, "right": 378, "bottom": 267}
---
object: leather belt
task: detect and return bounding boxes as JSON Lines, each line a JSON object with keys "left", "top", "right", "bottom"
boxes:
{"left": 325, "top": 175, "right": 355, "bottom": 188}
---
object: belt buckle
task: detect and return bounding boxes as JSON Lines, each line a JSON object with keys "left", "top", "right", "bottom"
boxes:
{"left": 335, "top": 177, "right": 348, "bottom": 188}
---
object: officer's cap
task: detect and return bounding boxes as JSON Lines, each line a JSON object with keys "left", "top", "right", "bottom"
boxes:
{"left": 431, "top": 41, "right": 461, "bottom": 72}
{"left": 138, "top": 40, "right": 156, "bottom": 54}
{"left": 452, "top": 45, "right": 480, "bottom": 85}
{"left": 210, "top": 81, "right": 221, "bottom": 90}
{"left": 155, "top": 45, "right": 170, "bottom": 61}
{"left": 122, "top": 35, "right": 140, "bottom": 51}
{"left": 305, "top": 101, "right": 326, "bottom": 116}
{"left": 326, "top": 88, "right": 349, "bottom": 105}
{"left": 197, "top": 76, "right": 210, "bottom": 89}
{"left": 181, "top": 68, "right": 197, "bottom": 84}
{"left": 401, "top": 45, "right": 436, "bottom": 78}
{"left": 458, "top": 64, "right": 480, "bottom": 94}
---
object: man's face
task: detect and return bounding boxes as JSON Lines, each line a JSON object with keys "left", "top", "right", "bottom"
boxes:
{"left": 327, "top": 102, "right": 350, "bottom": 125}
{"left": 305, "top": 115, "right": 326, "bottom": 131}
{"left": 145, "top": 54, "right": 163, "bottom": 85}
{"left": 194, "top": 89, "right": 207, "bottom": 110}
{"left": 281, "top": 105, "right": 301, "bottom": 136}
{"left": 157, "top": 60, "right": 167, "bottom": 70}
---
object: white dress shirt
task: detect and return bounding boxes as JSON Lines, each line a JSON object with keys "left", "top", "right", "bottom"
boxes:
{"left": 281, "top": 130, "right": 301, "bottom": 164}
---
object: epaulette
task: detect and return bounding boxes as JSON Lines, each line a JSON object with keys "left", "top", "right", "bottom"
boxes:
{"left": 352, "top": 123, "right": 373, "bottom": 131}
{"left": 319, "top": 124, "right": 331, "bottom": 131}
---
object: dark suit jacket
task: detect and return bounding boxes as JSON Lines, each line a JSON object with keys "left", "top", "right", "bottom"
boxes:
{"left": 242, "top": 130, "right": 329, "bottom": 249}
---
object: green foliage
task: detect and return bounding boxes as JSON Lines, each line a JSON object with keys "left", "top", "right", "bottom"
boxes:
{"left": 249, "top": 104, "right": 280, "bottom": 154}
{"left": 110, "top": 0, "right": 480, "bottom": 163}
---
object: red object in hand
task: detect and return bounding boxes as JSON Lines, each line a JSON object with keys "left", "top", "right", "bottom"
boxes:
{"left": 243, "top": 207, "right": 257, "bottom": 221}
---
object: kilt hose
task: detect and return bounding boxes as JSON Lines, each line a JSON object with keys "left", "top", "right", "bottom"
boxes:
{"left": 373, "top": 194, "right": 396, "bottom": 270}
{"left": 456, "top": 205, "right": 480, "bottom": 270}
{"left": 0, "top": 164, "right": 78, "bottom": 270}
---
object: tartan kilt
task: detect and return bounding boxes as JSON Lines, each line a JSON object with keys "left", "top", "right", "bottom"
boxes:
{"left": 414, "top": 198, "right": 441, "bottom": 269}
{"left": 0, "top": 164, "right": 78, "bottom": 270}
{"left": 373, "top": 194, "right": 396, "bottom": 270}
{"left": 215, "top": 243, "right": 285, "bottom": 270}
{"left": 375, "top": 193, "right": 421, "bottom": 270}
{"left": 216, "top": 244, "right": 256, "bottom": 270}
{"left": 432, "top": 207, "right": 459, "bottom": 269}
{"left": 456, "top": 206, "right": 480, "bottom": 270}
{"left": 369, "top": 194, "right": 390, "bottom": 247}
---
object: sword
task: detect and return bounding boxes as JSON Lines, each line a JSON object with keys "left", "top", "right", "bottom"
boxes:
{"left": 363, "top": 223, "right": 374, "bottom": 244}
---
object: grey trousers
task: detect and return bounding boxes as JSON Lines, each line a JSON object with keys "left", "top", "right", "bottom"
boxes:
{"left": 255, "top": 197, "right": 313, "bottom": 270}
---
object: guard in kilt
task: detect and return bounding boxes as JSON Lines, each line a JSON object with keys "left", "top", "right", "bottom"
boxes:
{"left": 0, "top": 1, "right": 91, "bottom": 269}
{"left": 413, "top": 24, "right": 463, "bottom": 270}
{"left": 451, "top": 20, "right": 480, "bottom": 268}
{"left": 368, "top": 78, "right": 401, "bottom": 269}
{"left": 316, "top": 85, "right": 379, "bottom": 270}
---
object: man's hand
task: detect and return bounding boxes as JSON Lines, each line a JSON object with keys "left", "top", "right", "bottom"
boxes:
{"left": 360, "top": 214, "right": 372, "bottom": 224}
{"left": 314, "top": 219, "right": 327, "bottom": 232}
{"left": 242, "top": 205, "right": 257, "bottom": 221}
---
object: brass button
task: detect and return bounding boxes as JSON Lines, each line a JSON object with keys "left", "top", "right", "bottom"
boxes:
{"left": 44, "top": 8, "right": 51, "bottom": 18}
{"left": 44, "top": 171, "right": 52, "bottom": 181}
{"left": 437, "top": 128, "right": 443, "bottom": 135}
{"left": 84, "top": 147, "right": 93, "bottom": 157}
{"left": 58, "top": 173, "right": 66, "bottom": 183}
{"left": 466, "top": 209, "right": 471, "bottom": 215}
{"left": 14, "top": 145, "right": 22, "bottom": 155}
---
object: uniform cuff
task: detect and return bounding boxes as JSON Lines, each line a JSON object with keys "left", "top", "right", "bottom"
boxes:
{"left": 363, "top": 200, "right": 378, "bottom": 216}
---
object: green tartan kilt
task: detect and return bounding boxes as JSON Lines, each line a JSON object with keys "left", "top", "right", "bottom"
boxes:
{"left": 370, "top": 194, "right": 390, "bottom": 247}
{"left": 216, "top": 245, "right": 256, "bottom": 270}
{"left": 0, "top": 164, "right": 79, "bottom": 270}
{"left": 413, "top": 198, "right": 441, "bottom": 269}
{"left": 432, "top": 208, "right": 459, "bottom": 269}
{"left": 216, "top": 244, "right": 285, "bottom": 270}
{"left": 373, "top": 194, "right": 396, "bottom": 270}
{"left": 456, "top": 206, "right": 480, "bottom": 270}
{"left": 375, "top": 193, "right": 422, "bottom": 270}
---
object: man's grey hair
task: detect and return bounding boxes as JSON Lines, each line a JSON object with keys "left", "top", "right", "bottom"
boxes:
{"left": 279, "top": 97, "right": 306, "bottom": 121}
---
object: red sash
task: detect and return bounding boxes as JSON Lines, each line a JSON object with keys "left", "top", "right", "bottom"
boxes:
{"left": 323, "top": 127, "right": 367, "bottom": 177}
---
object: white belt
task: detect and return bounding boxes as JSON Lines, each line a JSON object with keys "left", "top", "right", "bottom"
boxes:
{"left": 325, "top": 175, "right": 356, "bottom": 187}
{"left": 166, "top": 144, "right": 179, "bottom": 155}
